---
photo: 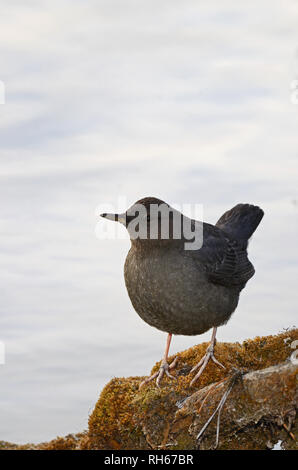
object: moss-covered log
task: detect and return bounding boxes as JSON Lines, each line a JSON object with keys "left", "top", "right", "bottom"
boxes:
{"left": 86, "top": 329, "right": 298, "bottom": 450}
{"left": 1, "top": 329, "right": 297, "bottom": 450}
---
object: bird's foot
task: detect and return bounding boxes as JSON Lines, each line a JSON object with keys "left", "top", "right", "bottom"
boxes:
{"left": 190, "top": 343, "right": 225, "bottom": 386}
{"left": 139, "top": 357, "right": 178, "bottom": 389}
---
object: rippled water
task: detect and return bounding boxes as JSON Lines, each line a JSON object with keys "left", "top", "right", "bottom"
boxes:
{"left": 0, "top": 0, "right": 297, "bottom": 443}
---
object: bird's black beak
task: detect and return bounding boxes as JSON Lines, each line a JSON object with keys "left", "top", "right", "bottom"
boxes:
{"left": 100, "top": 212, "right": 126, "bottom": 225}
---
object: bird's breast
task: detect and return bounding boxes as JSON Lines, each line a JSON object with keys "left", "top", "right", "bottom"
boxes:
{"left": 124, "top": 247, "right": 239, "bottom": 336}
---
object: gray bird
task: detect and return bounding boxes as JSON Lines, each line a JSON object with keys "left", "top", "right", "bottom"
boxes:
{"left": 101, "top": 197, "right": 264, "bottom": 387}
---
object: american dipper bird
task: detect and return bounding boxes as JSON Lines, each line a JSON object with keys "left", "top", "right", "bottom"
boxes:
{"left": 101, "top": 197, "right": 264, "bottom": 387}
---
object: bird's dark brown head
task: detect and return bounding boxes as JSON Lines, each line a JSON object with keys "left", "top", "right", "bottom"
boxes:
{"left": 133, "top": 197, "right": 167, "bottom": 210}
{"left": 100, "top": 197, "right": 183, "bottom": 246}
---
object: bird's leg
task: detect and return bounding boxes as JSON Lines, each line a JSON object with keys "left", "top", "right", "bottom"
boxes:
{"left": 190, "top": 327, "right": 225, "bottom": 386}
{"left": 139, "top": 333, "right": 178, "bottom": 388}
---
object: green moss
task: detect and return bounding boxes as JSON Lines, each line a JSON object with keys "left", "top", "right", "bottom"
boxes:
{"left": 0, "top": 433, "right": 86, "bottom": 450}
{"left": 87, "top": 377, "right": 148, "bottom": 450}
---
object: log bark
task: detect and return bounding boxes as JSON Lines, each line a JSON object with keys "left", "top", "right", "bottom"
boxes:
{"left": 171, "top": 360, "right": 297, "bottom": 450}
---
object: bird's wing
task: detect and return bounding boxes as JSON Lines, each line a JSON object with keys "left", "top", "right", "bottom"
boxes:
{"left": 192, "top": 222, "right": 255, "bottom": 288}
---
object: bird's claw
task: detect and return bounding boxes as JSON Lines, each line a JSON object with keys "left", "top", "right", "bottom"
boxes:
{"left": 139, "top": 357, "right": 178, "bottom": 389}
{"left": 190, "top": 344, "right": 225, "bottom": 386}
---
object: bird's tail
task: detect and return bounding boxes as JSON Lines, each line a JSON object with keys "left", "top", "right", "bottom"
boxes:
{"left": 215, "top": 204, "right": 264, "bottom": 247}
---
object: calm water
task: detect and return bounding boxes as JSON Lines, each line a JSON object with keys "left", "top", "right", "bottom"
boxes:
{"left": 0, "top": 1, "right": 298, "bottom": 443}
